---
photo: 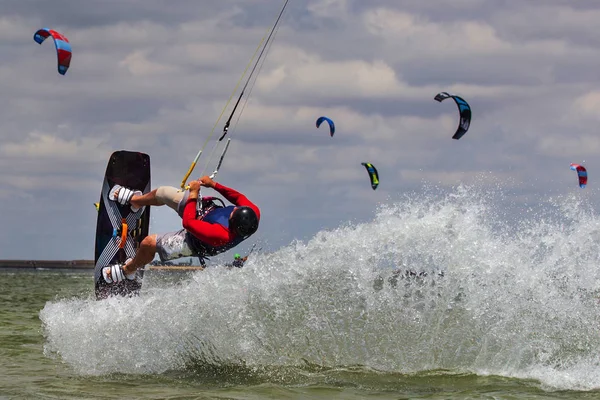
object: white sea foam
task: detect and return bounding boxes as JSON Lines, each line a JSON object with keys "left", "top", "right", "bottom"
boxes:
{"left": 41, "top": 184, "right": 600, "bottom": 390}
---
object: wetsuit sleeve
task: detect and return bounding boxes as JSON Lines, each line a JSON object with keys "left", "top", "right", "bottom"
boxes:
{"left": 182, "top": 198, "right": 231, "bottom": 247}
{"left": 213, "top": 182, "right": 261, "bottom": 220}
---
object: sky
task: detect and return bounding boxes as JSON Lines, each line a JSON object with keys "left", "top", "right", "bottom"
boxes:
{"left": 0, "top": 0, "right": 599, "bottom": 260}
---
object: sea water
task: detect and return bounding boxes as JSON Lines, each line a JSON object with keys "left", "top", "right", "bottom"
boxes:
{"left": 29, "top": 184, "right": 600, "bottom": 397}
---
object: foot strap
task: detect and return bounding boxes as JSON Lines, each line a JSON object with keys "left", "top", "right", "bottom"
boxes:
{"left": 102, "top": 259, "right": 136, "bottom": 284}
{"left": 109, "top": 185, "right": 143, "bottom": 212}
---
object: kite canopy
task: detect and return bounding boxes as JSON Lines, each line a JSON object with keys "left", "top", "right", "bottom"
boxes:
{"left": 570, "top": 163, "right": 587, "bottom": 188}
{"left": 434, "top": 92, "right": 471, "bottom": 140}
{"left": 316, "top": 116, "right": 335, "bottom": 137}
{"left": 33, "top": 28, "right": 72, "bottom": 75}
{"left": 361, "top": 162, "right": 379, "bottom": 190}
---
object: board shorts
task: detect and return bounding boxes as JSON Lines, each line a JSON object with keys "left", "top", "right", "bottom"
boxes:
{"left": 154, "top": 186, "right": 197, "bottom": 262}
{"left": 156, "top": 229, "right": 197, "bottom": 261}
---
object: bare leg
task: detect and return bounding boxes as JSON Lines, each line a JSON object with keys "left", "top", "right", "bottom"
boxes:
{"left": 130, "top": 189, "right": 162, "bottom": 209}
{"left": 123, "top": 234, "right": 158, "bottom": 275}
{"left": 113, "top": 186, "right": 184, "bottom": 213}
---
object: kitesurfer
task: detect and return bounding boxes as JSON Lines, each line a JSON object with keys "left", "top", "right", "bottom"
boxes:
{"left": 101, "top": 175, "right": 260, "bottom": 284}
{"left": 227, "top": 253, "right": 247, "bottom": 268}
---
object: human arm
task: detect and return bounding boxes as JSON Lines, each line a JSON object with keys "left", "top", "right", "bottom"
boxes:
{"left": 197, "top": 176, "right": 260, "bottom": 219}
{"left": 181, "top": 196, "right": 231, "bottom": 246}
{"left": 188, "top": 179, "right": 201, "bottom": 202}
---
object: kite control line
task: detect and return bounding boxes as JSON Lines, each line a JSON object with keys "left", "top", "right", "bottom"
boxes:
{"left": 209, "top": 138, "right": 231, "bottom": 180}
{"left": 196, "top": 138, "right": 231, "bottom": 215}
{"left": 180, "top": 0, "right": 289, "bottom": 189}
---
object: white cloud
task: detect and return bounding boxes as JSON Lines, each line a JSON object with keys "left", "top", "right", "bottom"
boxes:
{"left": 493, "top": 4, "right": 600, "bottom": 48}
{"left": 574, "top": 90, "right": 600, "bottom": 119}
{"left": 0, "top": 130, "right": 109, "bottom": 162}
{"left": 363, "top": 9, "right": 510, "bottom": 55}
{"left": 308, "top": 0, "right": 351, "bottom": 19}
{"left": 119, "top": 50, "right": 180, "bottom": 76}
{"left": 256, "top": 48, "right": 406, "bottom": 98}
{"left": 537, "top": 134, "right": 600, "bottom": 158}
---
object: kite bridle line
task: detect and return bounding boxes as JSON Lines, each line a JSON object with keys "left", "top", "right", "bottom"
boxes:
{"left": 180, "top": 0, "right": 290, "bottom": 190}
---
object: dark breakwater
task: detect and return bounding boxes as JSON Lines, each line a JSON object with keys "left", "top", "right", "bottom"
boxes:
{"left": 0, "top": 260, "right": 94, "bottom": 269}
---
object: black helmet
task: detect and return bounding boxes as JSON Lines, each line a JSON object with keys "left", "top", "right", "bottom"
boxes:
{"left": 230, "top": 207, "right": 259, "bottom": 237}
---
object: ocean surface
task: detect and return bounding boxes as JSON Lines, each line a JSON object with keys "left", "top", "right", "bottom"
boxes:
{"left": 3, "top": 185, "right": 600, "bottom": 399}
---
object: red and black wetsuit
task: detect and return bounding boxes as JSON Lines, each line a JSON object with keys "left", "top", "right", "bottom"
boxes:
{"left": 182, "top": 183, "right": 260, "bottom": 257}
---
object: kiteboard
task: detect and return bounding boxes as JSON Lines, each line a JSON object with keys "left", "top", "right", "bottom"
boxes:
{"left": 94, "top": 150, "right": 151, "bottom": 300}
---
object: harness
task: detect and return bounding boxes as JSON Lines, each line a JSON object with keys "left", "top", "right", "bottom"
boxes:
{"left": 186, "top": 196, "right": 244, "bottom": 264}
{"left": 196, "top": 196, "right": 226, "bottom": 219}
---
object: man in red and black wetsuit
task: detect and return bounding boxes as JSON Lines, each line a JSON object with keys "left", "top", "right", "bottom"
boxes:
{"left": 101, "top": 175, "right": 260, "bottom": 285}
{"left": 181, "top": 176, "right": 260, "bottom": 257}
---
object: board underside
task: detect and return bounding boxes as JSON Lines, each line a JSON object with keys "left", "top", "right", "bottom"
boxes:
{"left": 94, "top": 150, "right": 151, "bottom": 300}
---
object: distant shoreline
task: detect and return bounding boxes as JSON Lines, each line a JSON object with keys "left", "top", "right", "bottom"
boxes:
{"left": 0, "top": 260, "right": 204, "bottom": 270}
{"left": 0, "top": 260, "right": 95, "bottom": 269}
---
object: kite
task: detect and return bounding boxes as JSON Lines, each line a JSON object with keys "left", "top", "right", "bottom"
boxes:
{"left": 33, "top": 28, "right": 72, "bottom": 75}
{"left": 434, "top": 92, "right": 471, "bottom": 140}
{"left": 361, "top": 162, "right": 379, "bottom": 190}
{"left": 316, "top": 116, "right": 335, "bottom": 137}
{"left": 570, "top": 163, "right": 587, "bottom": 188}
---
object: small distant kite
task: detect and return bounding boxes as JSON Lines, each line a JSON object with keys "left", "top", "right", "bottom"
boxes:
{"left": 570, "top": 163, "right": 587, "bottom": 188}
{"left": 361, "top": 162, "right": 379, "bottom": 190}
{"left": 33, "top": 28, "right": 72, "bottom": 75}
{"left": 434, "top": 92, "right": 471, "bottom": 140}
{"left": 94, "top": 202, "right": 100, "bottom": 211}
{"left": 316, "top": 116, "right": 335, "bottom": 137}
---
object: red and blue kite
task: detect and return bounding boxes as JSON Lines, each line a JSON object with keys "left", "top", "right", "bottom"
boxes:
{"left": 570, "top": 163, "right": 587, "bottom": 188}
{"left": 33, "top": 28, "right": 72, "bottom": 75}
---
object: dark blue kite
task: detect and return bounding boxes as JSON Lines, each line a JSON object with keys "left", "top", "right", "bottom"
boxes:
{"left": 434, "top": 92, "right": 471, "bottom": 140}
{"left": 316, "top": 116, "right": 335, "bottom": 137}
